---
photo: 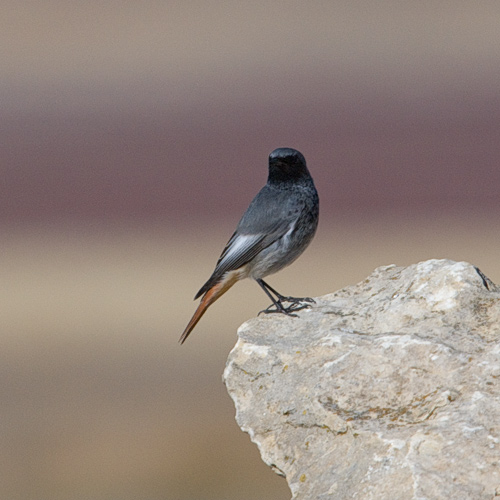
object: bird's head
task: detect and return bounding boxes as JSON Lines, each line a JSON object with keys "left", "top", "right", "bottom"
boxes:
{"left": 268, "top": 148, "right": 310, "bottom": 184}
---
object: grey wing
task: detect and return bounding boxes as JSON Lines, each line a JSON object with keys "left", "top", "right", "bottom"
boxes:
{"left": 194, "top": 226, "right": 285, "bottom": 299}
{"left": 194, "top": 186, "right": 303, "bottom": 299}
{"left": 214, "top": 232, "right": 267, "bottom": 274}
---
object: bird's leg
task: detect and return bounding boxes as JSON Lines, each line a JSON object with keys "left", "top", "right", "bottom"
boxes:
{"left": 259, "top": 279, "right": 315, "bottom": 305}
{"left": 256, "top": 279, "right": 296, "bottom": 316}
{"left": 256, "top": 279, "right": 314, "bottom": 316}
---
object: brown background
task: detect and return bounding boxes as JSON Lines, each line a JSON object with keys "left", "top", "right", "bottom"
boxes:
{"left": 2, "top": 2, "right": 500, "bottom": 499}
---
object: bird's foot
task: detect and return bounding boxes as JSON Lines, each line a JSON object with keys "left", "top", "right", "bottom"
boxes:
{"left": 258, "top": 299, "right": 312, "bottom": 316}
{"left": 256, "top": 280, "right": 315, "bottom": 316}
{"left": 277, "top": 295, "right": 315, "bottom": 305}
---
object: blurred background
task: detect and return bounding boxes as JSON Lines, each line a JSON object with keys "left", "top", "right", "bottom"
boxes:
{"left": 2, "top": 2, "right": 500, "bottom": 499}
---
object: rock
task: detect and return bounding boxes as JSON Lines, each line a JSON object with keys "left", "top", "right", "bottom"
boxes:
{"left": 223, "top": 260, "right": 500, "bottom": 500}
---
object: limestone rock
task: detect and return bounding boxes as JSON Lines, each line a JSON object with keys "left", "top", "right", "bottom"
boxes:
{"left": 223, "top": 260, "right": 500, "bottom": 500}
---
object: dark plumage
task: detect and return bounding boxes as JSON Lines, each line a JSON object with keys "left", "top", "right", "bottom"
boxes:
{"left": 180, "top": 148, "right": 319, "bottom": 343}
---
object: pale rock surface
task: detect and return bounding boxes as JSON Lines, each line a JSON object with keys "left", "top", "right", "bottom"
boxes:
{"left": 224, "top": 259, "right": 500, "bottom": 500}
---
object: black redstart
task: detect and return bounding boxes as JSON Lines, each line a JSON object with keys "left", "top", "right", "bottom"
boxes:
{"left": 179, "top": 147, "right": 319, "bottom": 344}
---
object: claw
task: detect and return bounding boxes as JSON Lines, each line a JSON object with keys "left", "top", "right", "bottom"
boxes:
{"left": 259, "top": 307, "right": 299, "bottom": 316}
{"left": 280, "top": 296, "right": 315, "bottom": 305}
{"left": 258, "top": 300, "right": 310, "bottom": 316}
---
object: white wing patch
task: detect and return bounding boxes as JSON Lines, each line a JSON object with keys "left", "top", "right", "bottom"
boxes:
{"left": 217, "top": 234, "right": 263, "bottom": 272}
{"left": 282, "top": 219, "right": 297, "bottom": 246}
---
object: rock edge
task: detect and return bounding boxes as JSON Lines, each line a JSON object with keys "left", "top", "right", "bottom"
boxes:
{"left": 224, "top": 259, "right": 500, "bottom": 500}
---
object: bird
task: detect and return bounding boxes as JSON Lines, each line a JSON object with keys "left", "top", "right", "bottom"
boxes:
{"left": 179, "top": 147, "right": 319, "bottom": 344}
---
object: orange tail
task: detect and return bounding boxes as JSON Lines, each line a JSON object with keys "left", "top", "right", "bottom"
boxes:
{"left": 179, "top": 272, "right": 240, "bottom": 344}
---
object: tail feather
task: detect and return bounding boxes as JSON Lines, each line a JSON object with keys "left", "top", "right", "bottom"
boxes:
{"left": 179, "top": 272, "right": 239, "bottom": 344}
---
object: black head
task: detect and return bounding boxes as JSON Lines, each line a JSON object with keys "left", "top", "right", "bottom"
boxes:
{"left": 268, "top": 148, "right": 311, "bottom": 185}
